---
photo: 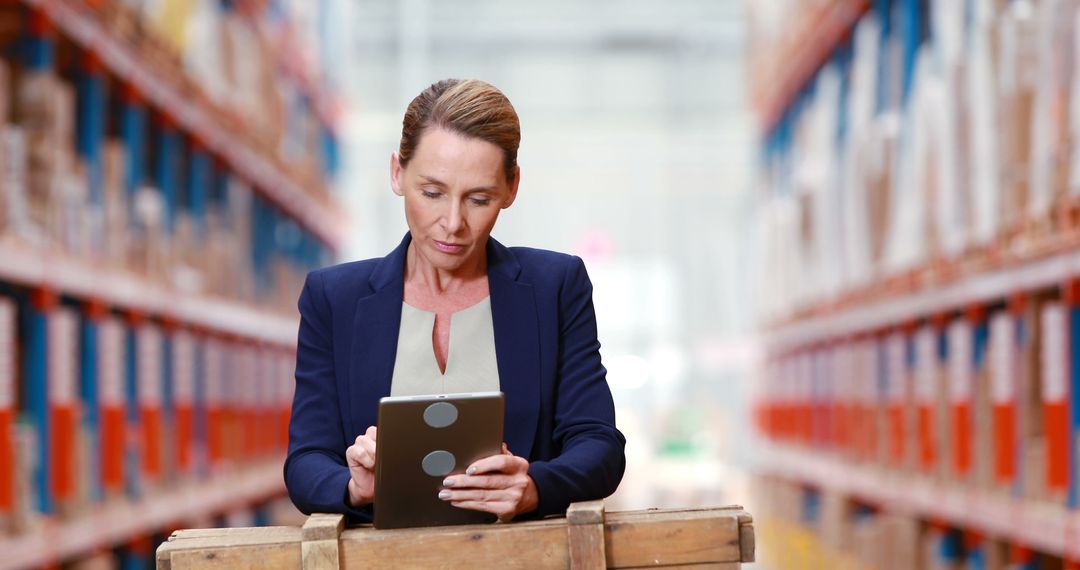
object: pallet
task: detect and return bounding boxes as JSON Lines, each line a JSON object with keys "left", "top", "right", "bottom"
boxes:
{"left": 156, "top": 501, "right": 755, "bottom": 569}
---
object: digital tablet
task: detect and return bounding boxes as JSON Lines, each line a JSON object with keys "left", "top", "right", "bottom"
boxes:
{"left": 373, "top": 391, "right": 505, "bottom": 529}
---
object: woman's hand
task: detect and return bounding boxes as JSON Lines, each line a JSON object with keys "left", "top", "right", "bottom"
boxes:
{"left": 345, "top": 426, "right": 377, "bottom": 507}
{"left": 438, "top": 443, "right": 539, "bottom": 522}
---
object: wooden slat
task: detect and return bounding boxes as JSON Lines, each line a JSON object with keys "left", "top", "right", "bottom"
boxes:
{"left": 157, "top": 527, "right": 302, "bottom": 570}
{"left": 567, "top": 501, "right": 606, "bottom": 570}
{"left": 302, "top": 514, "right": 344, "bottom": 570}
{"left": 737, "top": 513, "right": 754, "bottom": 563}
{"left": 605, "top": 509, "right": 742, "bottom": 568}
{"left": 302, "top": 514, "right": 345, "bottom": 542}
{"left": 340, "top": 521, "right": 570, "bottom": 569}
{"left": 621, "top": 564, "right": 740, "bottom": 569}
{"left": 155, "top": 505, "right": 753, "bottom": 569}
{"left": 168, "top": 542, "right": 300, "bottom": 570}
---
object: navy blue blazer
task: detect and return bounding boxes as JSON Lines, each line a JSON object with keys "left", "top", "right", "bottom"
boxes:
{"left": 284, "top": 233, "right": 626, "bottom": 522}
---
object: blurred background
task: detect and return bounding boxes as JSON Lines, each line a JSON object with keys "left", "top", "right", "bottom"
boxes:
{"left": 2, "top": 0, "right": 1080, "bottom": 568}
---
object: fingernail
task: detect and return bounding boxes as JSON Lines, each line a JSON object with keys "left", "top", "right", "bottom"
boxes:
{"left": 442, "top": 478, "right": 454, "bottom": 487}
{"left": 438, "top": 490, "right": 451, "bottom": 500}
{"left": 466, "top": 467, "right": 477, "bottom": 475}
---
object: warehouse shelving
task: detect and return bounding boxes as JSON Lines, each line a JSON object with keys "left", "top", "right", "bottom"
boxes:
{"left": 759, "top": 444, "right": 1080, "bottom": 560}
{"left": 750, "top": 0, "right": 870, "bottom": 135}
{"left": 750, "top": 0, "right": 1080, "bottom": 566}
{"left": 0, "top": 459, "right": 284, "bottom": 570}
{"left": 0, "top": 0, "right": 340, "bottom": 567}
{"left": 19, "top": 0, "right": 346, "bottom": 249}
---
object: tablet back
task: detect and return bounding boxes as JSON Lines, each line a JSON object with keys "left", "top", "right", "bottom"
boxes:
{"left": 373, "top": 391, "right": 504, "bottom": 529}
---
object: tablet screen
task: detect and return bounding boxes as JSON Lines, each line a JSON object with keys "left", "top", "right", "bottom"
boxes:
{"left": 373, "top": 391, "right": 505, "bottom": 529}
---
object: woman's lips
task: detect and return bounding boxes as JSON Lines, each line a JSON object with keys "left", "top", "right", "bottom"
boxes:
{"left": 433, "top": 240, "right": 464, "bottom": 253}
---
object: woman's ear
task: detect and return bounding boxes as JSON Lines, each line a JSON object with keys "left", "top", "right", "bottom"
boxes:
{"left": 502, "top": 166, "right": 520, "bottom": 209}
{"left": 390, "top": 153, "right": 405, "bottom": 197}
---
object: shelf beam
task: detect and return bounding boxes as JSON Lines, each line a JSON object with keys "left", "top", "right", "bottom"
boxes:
{"left": 0, "top": 241, "right": 298, "bottom": 347}
{"left": 753, "top": 0, "right": 870, "bottom": 136}
{"left": 766, "top": 248, "right": 1080, "bottom": 352}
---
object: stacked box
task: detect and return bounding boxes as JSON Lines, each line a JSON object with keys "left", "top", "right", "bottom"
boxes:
{"left": 972, "top": 312, "right": 994, "bottom": 491}
{"left": 885, "top": 330, "right": 912, "bottom": 469}
{"left": 1040, "top": 301, "right": 1070, "bottom": 504}
{"left": 135, "top": 322, "right": 164, "bottom": 491}
{"left": 203, "top": 337, "right": 224, "bottom": 469}
{"left": 48, "top": 307, "right": 80, "bottom": 516}
{"left": 97, "top": 316, "right": 125, "bottom": 500}
{"left": 1020, "top": 297, "right": 1047, "bottom": 500}
{"left": 915, "top": 325, "right": 941, "bottom": 476}
{"left": 0, "top": 298, "right": 13, "bottom": 533}
{"left": 102, "top": 142, "right": 128, "bottom": 268}
{"left": 278, "top": 350, "right": 293, "bottom": 452}
{"left": 948, "top": 318, "right": 974, "bottom": 483}
{"left": 171, "top": 328, "right": 195, "bottom": 478}
{"left": 989, "top": 310, "right": 1019, "bottom": 491}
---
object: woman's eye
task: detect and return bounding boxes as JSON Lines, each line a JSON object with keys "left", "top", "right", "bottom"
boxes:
{"left": 421, "top": 190, "right": 441, "bottom": 199}
{"left": 470, "top": 198, "right": 491, "bottom": 206}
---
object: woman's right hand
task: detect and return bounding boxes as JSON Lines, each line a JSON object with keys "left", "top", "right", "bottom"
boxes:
{"left": 345, "top": 426, "right": 377, "bottom": 507}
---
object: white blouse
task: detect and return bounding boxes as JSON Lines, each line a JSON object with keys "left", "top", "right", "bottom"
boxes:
{"left": 389, "top": 296, "right": 501, "bottom": 396}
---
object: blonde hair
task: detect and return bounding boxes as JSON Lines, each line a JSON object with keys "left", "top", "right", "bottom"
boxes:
{"left": 399, "top": 79, "right": 521, "bottom": 183}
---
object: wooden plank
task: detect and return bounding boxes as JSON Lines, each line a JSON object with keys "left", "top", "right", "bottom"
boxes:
{"left": 155, "top": 506, "right": 753, "bottom": 569}
{"left": 622, "top": 564, "right": 740, "bottom": 569}
{"left": 737, "top": 513, "right": 754, "bottom": 563}
{"left": 164, "top": 527, "right": 300, "bottom": 546}
{"left": 301, "top": 514, "right": 344, "bottom": 570}
{"left": 167, "top": 542, "right": 300, "bottom": 570}
{"left": 340, "top": 522, "right": 570, "bottom": 569}
{"left": 605, "top": 510, "right": 742, "bottom": 567}
{"left": 567, "top": 501, "right": 606, "bottom": 570}
{"left": 157, "top": 527, "right": 301, "bottom": 570}
{"left": 302, "top": 514, "right": 345, "bottom": 542}
{"left": 302, "top": 540, "right": 340, "bottom": 570}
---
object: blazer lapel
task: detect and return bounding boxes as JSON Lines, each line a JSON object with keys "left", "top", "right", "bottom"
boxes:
{"left": 487, "top": 238, "right": 541, "bottom": 457}
{"left": 349, "top": 234, "right": 409, "bottom": 434}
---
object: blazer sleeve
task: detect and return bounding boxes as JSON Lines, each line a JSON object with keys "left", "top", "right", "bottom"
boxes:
{"left": 284, "top": 271, "right": 370, "bottom": 521}
{"left": 527, "top": 256, "right": 626, "bottom": 517}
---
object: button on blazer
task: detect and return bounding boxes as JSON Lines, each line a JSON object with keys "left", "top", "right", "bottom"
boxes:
{"left": 285, "top": 233, "right": 626, "bottom": 522}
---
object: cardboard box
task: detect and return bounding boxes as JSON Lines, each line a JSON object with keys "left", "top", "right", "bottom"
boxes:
{"left": 102, "top": 141, "right": 128, "bottom": 268}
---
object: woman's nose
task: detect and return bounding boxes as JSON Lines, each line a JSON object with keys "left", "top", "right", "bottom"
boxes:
{"left": 443, "top": 201, "right": 465, "bottom": 234}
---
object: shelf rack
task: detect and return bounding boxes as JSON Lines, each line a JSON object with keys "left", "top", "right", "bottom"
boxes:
{"left": 760, "top": 444, "right": 1080, "bottom": 560}
{"left": 751, "top": 0, "right": 870, "bottom": 135}
{"left": 19, "top": 0, "right": 347, "bottom": 250}
{"left": 0, "top": 459, "right": 286, "bottom": 570}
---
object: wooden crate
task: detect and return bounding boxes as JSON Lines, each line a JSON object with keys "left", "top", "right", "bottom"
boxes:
{"left": 156, "top": 501, "right": 755, "bottom": 569}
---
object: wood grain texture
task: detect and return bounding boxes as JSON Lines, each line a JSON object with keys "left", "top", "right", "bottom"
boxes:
{"left": 604, "top": 509, "right": 743, "bottom": 567}
{"left": 167, "top": 542, "right": 301, "bottom": 570}
{"left": 302, "top": 540, "right": 341, "bottom": 570}
{"left": 302, "top": 514, "right": 345, "bottom": 542}
{"left": 738, "top": 521, "right": 755, "bottom": 563}
{"left": 340, "top": 520, "right": 570, "bottom": 569}
{"left": 567, "top": 501, "right": 606, "bottom": 570}
{"left": 567, "top": 500, "right": 605, "bottom": 525}
{"left": 155, "top": 505, "right": 754, "bottom": 570}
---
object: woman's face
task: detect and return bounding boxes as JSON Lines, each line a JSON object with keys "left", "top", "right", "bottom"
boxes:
{"left": 391, "top": 127, "right": 519, "bottom": 275}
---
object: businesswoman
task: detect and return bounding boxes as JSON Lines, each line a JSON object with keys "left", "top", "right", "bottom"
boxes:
{"left": 285, "top": 79, "right": 625, "bottom": 523}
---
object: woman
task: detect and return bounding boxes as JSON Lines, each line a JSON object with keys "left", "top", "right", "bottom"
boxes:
{"left": 285, "top": 79, "right": 625, "bottom": 524}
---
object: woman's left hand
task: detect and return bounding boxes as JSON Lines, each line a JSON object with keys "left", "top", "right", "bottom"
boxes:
{"left": 438, "top": 443, "right": 539, "bottom": 522}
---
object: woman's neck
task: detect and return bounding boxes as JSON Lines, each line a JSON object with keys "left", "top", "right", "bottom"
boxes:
{"left": 404, "top": 242, "right": 488, "bottom": 296}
